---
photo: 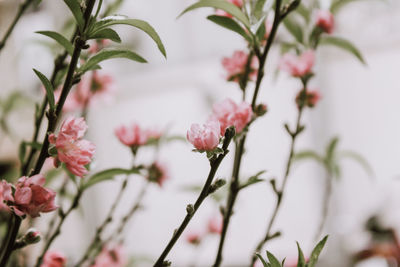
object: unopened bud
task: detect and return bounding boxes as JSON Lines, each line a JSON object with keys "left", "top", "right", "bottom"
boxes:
{"left": 25, "top": 228, "right": 41, "bottom": 244}
{"left": 186, "top": 204, "right": 194, "bottom": 215}
{"left": 254, "top": 103, "right": 268, "bottom": 117}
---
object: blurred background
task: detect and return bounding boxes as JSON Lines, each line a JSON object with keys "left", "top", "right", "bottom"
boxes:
{"left": 0, "top": 0, "right": 400, "bottom": 266}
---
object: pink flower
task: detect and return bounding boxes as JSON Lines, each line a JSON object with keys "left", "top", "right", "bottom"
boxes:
{"left": 208, "top": 216, "right": 223, "bottom": 234}
{"left": 216, "top": 0, "right": 243, "bottom": 17}
{"left": 296, "top": 89, "right": 321, "bottom": 108}
{"left": 315, "top": 10, "right": 334, "bottom": 34}
{"left": 10, "top": 175, "right": 57, "bottom": 218}
{"left": 0, "top": 180, "right": 13, "bottom": 211}
{"left": 41, "top": 250, "right": 67, "bottom": 267}
{"left": 88, "top": 39, "right": 111, "bottom": 54}
{"left": 186, "top": 232, "right": 202, "bottom": 245}
{"left": 147, "top": 161, "right": 169, "bottom": 187}
{"left": 49, "top": 117, "right": 95, "bottom": 177}
{"left": 145, "top": 127, "right": 163, "bottom": 142}
{"left": 280, "top": 50, "right": 315, "bottom": 77}
{"left": 54, "top": 72, "right": 114, "bottom": 112}
{"left": 115, "top": 123, "right": 148, "bottom": 147}
{"left": 211, "top": 98, "right": 253, "bottom": 135}
{"left": 91, "top": 245, "right": 127, "bottom": 267}
{"left": 222, "top": 51, "right": 258, "bottom": 82}
{"left": 187, "top": 120, "right": 221, "bottom": 151}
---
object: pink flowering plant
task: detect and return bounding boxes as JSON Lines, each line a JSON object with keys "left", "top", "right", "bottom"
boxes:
{"left": 0, "top": 0, "right": 376, "bottom": 266}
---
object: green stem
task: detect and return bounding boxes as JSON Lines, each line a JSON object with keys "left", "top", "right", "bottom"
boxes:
{"left": 213, "top": 1, "right": 284, "bottom": 266}
{"left": 0, "top": 0, "right": 33, "bottom": 54}
{"left": 153, "top": 128, "right": 235, "bottom": 267}
{"left": 249, "top": 85, "right": 308, "bottom": 267}
{"left": 315, "top": 172, "right": 332, "bottom": 241}
{"left": 0, "top": 215, "right": 21, "bottom": 267}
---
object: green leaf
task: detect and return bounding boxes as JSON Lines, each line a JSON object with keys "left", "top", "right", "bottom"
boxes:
{"left": 339, "top": 150, "right": 374, "bottom": 177}
{"left": 178, "top": 0, "right": 251, "bottom": 29}
{"left": 239, "top": 170, "right": 266, "bottom": 190}
{"left": 63, "top": 0, "right": 84, "bottom": 32}
{"left": 254, "top": 0, "right": 268, "bottom": 19}
{"left": 294, "top": 150, "right": 324, "bottom": 165}
{"left": 308, "top": 235, "right": 328, "bottom": 267}
{"left": 33, "top": 69, "right": 55, "bottom": 111}
{"left": 326, "top": 137, "right": 339, "bottom": 163}
{"left": 18, "top": 142, "right": 27, "bottom": 165}
{"left": 78, "top": 49, "right": 147, "bottom": 73}
{"left": 295, "top": 3, "right": 310, "bottom": 23}
{"left": 256, "top": 253, "right": 269, "bottom": 267}
{"left": 296, "top": 242, "right": 306, "bottom": 267}
{"left": 89, "top": 28, "right": 121, "bottom": 43}
{"left": 83, "top": 168, "right": 140, "bottom": 190}
{"left": 207, "top": 15, "right": 252, "bottom": 43}
{"left": 319, "top": 36, "right": 366, "bottom": 65}
{"left": 36, "top": 31, "right": 74, "bottom": 55}
{"left": 283, "top": 15, "right": 303, "bottom": 43}
{"left": 92, "top": 17, "right": 166, "bottom": 58}
{"left": 266, "top": 251, "right": 282, "bottom": 267}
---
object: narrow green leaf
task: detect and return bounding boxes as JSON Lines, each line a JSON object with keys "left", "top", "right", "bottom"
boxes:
{"left": 283, "top": 15, "right": 303, "bottom": 43}
{"left": 36, "top": 31, "right": 74, "bottom": 55}
{"left": 294, "top": 150, "right": 324, "bottom": 165}
{"left": 19, "top": 142, "right": 27, "bottom": 165}
{"left": 207, "top": 15, "right": 252, "bottom": 43}
{"left": 319, "top": 36, "right": 366, "bottom": 65}
{"left": 256, "top": 253, "right": 269, "bottom": 267}
{"left": 78, "top": 49, "right": 147, "bottom": 73}
{"left": 178, "top": 0, "right": 251, "bottom": 29}
{"left": 254, "top": 0, "right": 268, "bottom": 19}
{"left": 33, "top": 69, "right": 55, "bottom": 111}
{"left": 63, "top": 0, "right": 84, "bottom": 31}
{"left": 92, "top": 18, "right": 166, "bottom": 58}
{"left": 326, "top": 137, "right": 339, "bottom": 163}
{"left": 266, "top": 251, "right": 282, "bottom": 267}
{"left": 239, "top": 170, "right": 266, "bottom": 190}
{"left": 295, "top": 3, "right": 310, "bottom": 23}
{"left": 339, "top": 150, "right": 374, "bottom": 177}
{"left": 89, "top": 28, "right": 121, "bottom": 43}
{"left": 308, "top": 236, "right": 328, "bottom": 267}
{"left": 83, "top": 168, "right": 140, "bottom": 190}
{"left": 296, "top": 242, "right": 306, "bottom": 267}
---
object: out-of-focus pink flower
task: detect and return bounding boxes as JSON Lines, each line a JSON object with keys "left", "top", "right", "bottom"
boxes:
{"left": 88, "top": 39, "right": 111, "bottom": 54}
{"left": 315, "top": 10, "right": 334, "bottom": 34}
{"left": 216, "top": 0, "right": 243, "bottom": 17}
{"left": 148, "top": 161, "right": 169, "bottom": 187}
{"left": 263, "top": 19, "right": 273, "bottom": 41}
{"left": 41, "top": 250, "right": 67, "bottom": 267}
{"left": 296, "top": 89, "right": 321, "bottom": 108}
{"left": 54, "top": 72, "right": 114, "bottom": 113}
{"left": 0, "top": 180, "right": 13, "bottom": 211}
{"left": 49, "top": 117, "right": 95, "bottom": 177}
{"left": 222, "top": 50, "right": 258, "bottom": 82}
{"left": 280, "top": 50, "right": 315, "bottom": 77}
{"left": 115, "top": 123, "right": 148, "bottom": 147}
{"left": 91, "top": 245, "right": 127, "bottom": 267}
{"left": 187, "top": 120, "right": 221, "bottom": 151}
{"left": 211, "top": 98, "right": 253, "bottom": 135}
{"left": 11, "top": 175, "right": 57, "bottom": 218}
{"left": 208, "top": 216, "right": 223, "bottom": 234}
{"left": 145, "top": 128, "right": 163, "bottom": 142}
{"left": 186, "top": 232, "right": 202, "bottom": 245}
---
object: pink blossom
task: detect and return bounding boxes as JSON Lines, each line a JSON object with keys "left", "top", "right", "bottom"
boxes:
{"left": 88, "top": 39, "right": 111, "bottom": 54}
{"left": 211, "top": 98, "right": 253, "bottom": 135}
{"left": 208, "top": 216, "right": 223, "bottom": 234}
{"left": 145, "top": 127, "right": 163, "bottom": 141}
{"left": 221, "top": 50, "right": 258, "bottom": 82}
{"left": 186, "top": 232, "right": 202, "bottom": 245}
{"left": 54, "top": 72, "right": 114, "bottom": 112}
{"left": 296, "top": 89, "right": 322, "bottom": 108}
{"left": 316, "top": 10, "right": 334, "bottom": 34}
{"left": 49, "top": 117, "right": 95, "bottom": 177}
{"left": 147, "top": 161, "right": 169, "bottom": 187}
{"left": 187, "top": 120, "right": 221, "bottom": 151}
{"left": 91, "top": 245, "right": 127, "bottom": 267}
{"left": 41, "top": 250, "right": 67, "bottom": 267}
{"left": 10, "top": 175, "right": 57, "bottom": 218}
{"left": 0, "top": 180, "right": 13, "bottom": 211}
{"left": 216, "top": 0, "right": 243, "bottom": 17}
{"left": 280, "top": 50, "right": 315, "bottom": 77}
{"left": 115, "top": 123, "right": 148, "bottom": 147}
